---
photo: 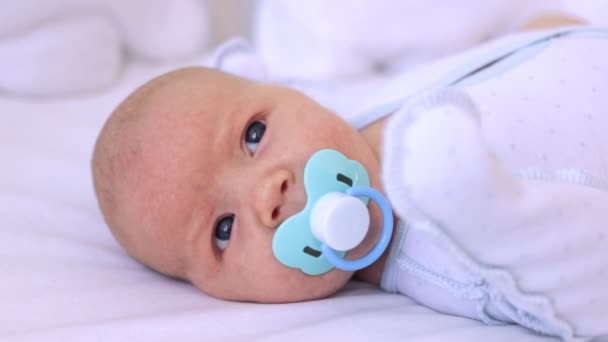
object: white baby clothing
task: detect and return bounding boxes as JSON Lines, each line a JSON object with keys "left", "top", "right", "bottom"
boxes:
{"left": 354, "top": 27, "right": 608, "bottom": 341}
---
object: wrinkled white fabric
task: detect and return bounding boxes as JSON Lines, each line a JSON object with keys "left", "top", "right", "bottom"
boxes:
{"left": 253, "top": 0, "right": 562, "bottom": 80}
{"left": 373, "top": 27, "right": 608, "bottom": 340}
{"left": 0, "top": 1, "right": 209, "bottom": 96}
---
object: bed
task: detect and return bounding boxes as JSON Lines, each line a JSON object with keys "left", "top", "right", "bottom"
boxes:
{"left": 0, "top": 51, "right": 561, "bottom": 341}
{"left": 9, "top": 0, "right": 608, "bottom": 339}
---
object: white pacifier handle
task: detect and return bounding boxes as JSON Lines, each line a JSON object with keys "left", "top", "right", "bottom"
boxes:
{"left": 310, "top": 192, "right": 370, "bottom": 251}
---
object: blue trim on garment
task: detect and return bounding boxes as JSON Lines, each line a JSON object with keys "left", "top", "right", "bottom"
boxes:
{"left": 455, "top": 39, "right": 548, "bottom": 88}
{"left": 353, "top": 26, "right": 608, "bottom": 130}
{"left": 350, "top": 98, "right": 406, "bottom": 130}
{"left": 380, "top": 220, "right": 408, "bottom": 293}
{"left": 438, "top": 27, "right": 608, "bottom": 88}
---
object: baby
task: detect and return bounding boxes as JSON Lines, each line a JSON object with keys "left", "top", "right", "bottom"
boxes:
{"left": 93, "top": 23, "right": 608, "bottom": 340}
{"left": 92, "top": 65, "right": 386, "bottom": 303}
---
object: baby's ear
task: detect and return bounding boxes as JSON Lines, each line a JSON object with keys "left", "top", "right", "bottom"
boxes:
{"left": 206, "top": 37, "right": 268, "bottom": 81}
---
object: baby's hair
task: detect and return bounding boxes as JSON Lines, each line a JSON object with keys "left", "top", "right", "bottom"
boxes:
{"left": 92, "top": 83, "right": 152, "bottom": 265}
{"left": 92, "top": 68, "right": 200, "bottom": 279}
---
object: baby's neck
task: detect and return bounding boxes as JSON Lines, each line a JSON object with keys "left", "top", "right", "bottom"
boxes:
{"left": 353, "top": 116, "right": 393, "bottom": 285}
{"left": 359, "top": 117, "right": 387, "bottom": 163}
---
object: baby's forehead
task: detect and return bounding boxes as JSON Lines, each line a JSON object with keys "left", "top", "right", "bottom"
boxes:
{"left": 133, "top": 68, "right": 267, "bottom": 185}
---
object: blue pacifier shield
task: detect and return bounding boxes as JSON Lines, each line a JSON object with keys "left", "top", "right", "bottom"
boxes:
{"left": 272, "top": 149, "right": 369, "bottom": 275}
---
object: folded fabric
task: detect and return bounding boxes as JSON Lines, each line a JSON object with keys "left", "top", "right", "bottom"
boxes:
{"left": 207, "top": 37, "right": 269, "bottom": 81}
{"left": 379, "top": 28, "right": 608, "bottom": 339}
{"left": 253, "top": 0, "right": 568, "bottom": 80}
{"left": 0, "top": 0, "right": 209, "bottom": 97}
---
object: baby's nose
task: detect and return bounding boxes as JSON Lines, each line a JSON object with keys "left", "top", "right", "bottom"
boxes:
{"left": 252, "top": 170, "right": 293, "bottom": 228}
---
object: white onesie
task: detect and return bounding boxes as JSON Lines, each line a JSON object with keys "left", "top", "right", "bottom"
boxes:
{"left": 353, "top": 27, "right": 608, "bottom": 341}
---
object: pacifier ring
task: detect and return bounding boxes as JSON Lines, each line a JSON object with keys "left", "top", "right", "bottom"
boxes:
{"left": 271, "top": 149, "right": 373, "bottom": 276}
{"left": 320, "top": 186, "right": 393, "bottom": 272}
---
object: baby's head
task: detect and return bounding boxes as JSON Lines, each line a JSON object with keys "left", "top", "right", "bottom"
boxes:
{"left": 92, "top": 67, "right": 382, "bottom": 303}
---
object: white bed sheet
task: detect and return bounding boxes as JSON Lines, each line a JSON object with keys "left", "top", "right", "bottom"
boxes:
{"left": 0, "top": 56, "right": 556, "bottom": 342}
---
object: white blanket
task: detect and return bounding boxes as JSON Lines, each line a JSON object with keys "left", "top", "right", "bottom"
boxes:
{"left": 0, "top": 53, "right": 557, "bottom": 341}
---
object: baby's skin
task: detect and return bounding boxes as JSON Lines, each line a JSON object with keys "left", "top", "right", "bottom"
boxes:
{"left": 92, "top": 14, "right": 584, "bottom": 304}
{"left": 92, "top": 67, "right": 391, "bottom": 303}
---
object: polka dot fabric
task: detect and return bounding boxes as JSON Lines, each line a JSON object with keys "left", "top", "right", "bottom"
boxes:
{"left": 380, "top": 28, "right": 608, "bottom": 340}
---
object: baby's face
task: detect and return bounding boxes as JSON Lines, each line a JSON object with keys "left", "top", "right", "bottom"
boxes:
{"left": 113, "top": 68, "right": 382, "bottom": 303}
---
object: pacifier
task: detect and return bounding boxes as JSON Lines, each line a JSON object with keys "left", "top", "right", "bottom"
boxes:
{"left": 272, "top": 149, "right": 393, "bottom": 275}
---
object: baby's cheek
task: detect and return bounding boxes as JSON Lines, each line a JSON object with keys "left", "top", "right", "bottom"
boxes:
{"left": 316, "top": 121, "right": 355, "bottom": 150}
{"left": 274, "top": 267, "right": 350, "bottom": 302}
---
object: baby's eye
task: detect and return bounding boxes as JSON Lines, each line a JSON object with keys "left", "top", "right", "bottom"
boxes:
{"left": 244, "top": 120, "right": 266, "bottom": 154}
{"left": 214, "top": 215, "right": 234, "bottom": 251}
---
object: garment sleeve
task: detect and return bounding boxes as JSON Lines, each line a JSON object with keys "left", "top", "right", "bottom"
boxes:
{"left": 381, "top": 88, "right": 608, "bottom": 339}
